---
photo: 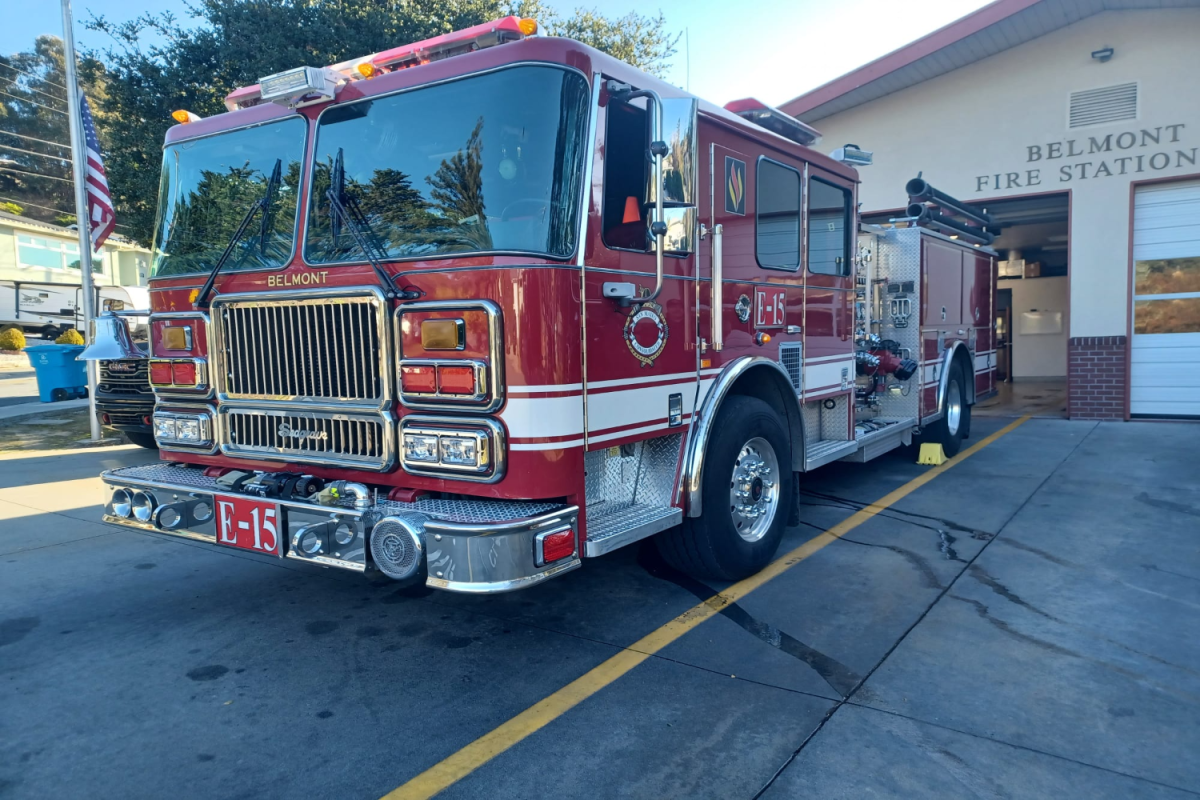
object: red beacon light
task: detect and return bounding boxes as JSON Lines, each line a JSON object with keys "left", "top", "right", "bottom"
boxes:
{"left": 724, "top": 98, "right": 822, "bottom": 147}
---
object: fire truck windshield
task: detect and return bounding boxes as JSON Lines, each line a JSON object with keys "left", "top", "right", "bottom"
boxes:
{"left": 150, "top": 117, "right": 306, "bottom": 277}
{"left": 305, "top": 65, "right": 590, "bottom": 263}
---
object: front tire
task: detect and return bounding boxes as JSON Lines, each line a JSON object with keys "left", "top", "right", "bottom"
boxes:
{"left": 927, "top": 364, "right": 970, "bottom": 457}
{"left": 124, "top": 431, "right": 159, "bottom": 449}
{"left": 657, "top": 395, "right": 793, "bottom": 581}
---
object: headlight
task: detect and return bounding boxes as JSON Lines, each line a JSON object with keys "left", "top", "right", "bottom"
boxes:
{"left": 399, "top": 421, "right": 500, "bottom": 480}
{"left": 403, "top": 434, "right": 439, "bottom": 463}
{"left": 153, "top": 411, "right": 212, "bottom": 446}
{"left": 439, "top": 435, "right": 478, "bottom": 466}
{"left": 153, "top": 417, "right": 177, "bottom": 441}
{"left": 175, "top": 418, "right": 201, "bottom": 441}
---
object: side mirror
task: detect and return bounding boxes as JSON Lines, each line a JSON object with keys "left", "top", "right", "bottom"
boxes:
{"left": 651, "top": 207, "right": 697, "bottom": 255}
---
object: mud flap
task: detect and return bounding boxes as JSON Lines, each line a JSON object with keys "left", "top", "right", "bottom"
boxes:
{"left": 787, "top": 472, "right": 801, "bottom": 527}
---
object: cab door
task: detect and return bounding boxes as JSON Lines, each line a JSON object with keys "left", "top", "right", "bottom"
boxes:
{"left": 580, "top": 85, "right": 699, "bottom": 451}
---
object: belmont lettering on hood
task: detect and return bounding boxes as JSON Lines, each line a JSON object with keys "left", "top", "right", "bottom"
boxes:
{"left": 267, "top": 271, "right": 329, "bottom": 287}
{"left": 975, "top": 123, "right": 1195, "bottom": 192}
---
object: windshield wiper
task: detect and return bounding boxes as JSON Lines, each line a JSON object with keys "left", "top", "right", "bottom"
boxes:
{"left": 326, "top": 147, "right": 402, "bottom": 301}
{"left": 194, "top": 158, "right": 282, "bottom": 309}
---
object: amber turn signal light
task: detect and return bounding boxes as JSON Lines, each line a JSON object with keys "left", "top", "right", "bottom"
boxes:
{"left": 162, "top": 325, "right": 192, "bottom": 351}
{"left": 420, "top": 318, "right": 464, "bottom": 350}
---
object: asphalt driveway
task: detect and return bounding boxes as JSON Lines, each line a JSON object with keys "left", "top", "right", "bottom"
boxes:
{"left": 1, "top": 417, "right": 1197, "bottom": 798}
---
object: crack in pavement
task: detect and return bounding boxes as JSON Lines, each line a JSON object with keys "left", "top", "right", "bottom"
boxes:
{"left": 637, "top": 547, "right": 864, "bottom": 698}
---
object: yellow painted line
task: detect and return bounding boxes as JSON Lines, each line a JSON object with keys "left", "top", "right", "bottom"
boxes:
{"left": 384, "top": 415, "right": 1032, "bottom": 800}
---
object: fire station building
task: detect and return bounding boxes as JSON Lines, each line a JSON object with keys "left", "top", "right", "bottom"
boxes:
{"left": 782, "top": 0, "right": 1200, "bottom": 419}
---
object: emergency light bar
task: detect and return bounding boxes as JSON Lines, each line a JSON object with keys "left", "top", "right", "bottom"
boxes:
{"left": 372, "top": 16, "right": 536, "bottom": 70}
{"left": 724, "top": 98, "right": 822, "bottom": 147}
{"left": 224, "top": 16, "right": 537, "bottom": 111}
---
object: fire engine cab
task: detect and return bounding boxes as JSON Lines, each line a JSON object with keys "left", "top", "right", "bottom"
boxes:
{"left": 83, "top": 17, "right": 997, "bottom": 592}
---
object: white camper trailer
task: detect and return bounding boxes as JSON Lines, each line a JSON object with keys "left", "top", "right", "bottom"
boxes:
{"left": 0, "top": 282, "right": 148, "bottom": 340}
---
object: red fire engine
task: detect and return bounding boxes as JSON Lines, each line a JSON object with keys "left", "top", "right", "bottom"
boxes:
{"left": 84, "top": 17, "right": 997, "bottom": 592}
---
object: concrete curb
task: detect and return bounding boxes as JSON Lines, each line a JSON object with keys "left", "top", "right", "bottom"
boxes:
{"left": 0, "top": 398, "right": 89, "bottom": 421}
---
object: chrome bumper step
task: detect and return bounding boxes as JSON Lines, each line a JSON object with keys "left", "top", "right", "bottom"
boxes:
{"left": 101, "top": 463, "right": 579, "bottom": 594}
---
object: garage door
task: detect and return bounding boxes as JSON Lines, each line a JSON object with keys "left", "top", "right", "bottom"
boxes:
{"left": 1131, "top": 179, "right": 1200, "bottom": 417}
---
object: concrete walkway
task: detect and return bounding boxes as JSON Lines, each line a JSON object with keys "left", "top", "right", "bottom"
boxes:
{"left": 0, "top": 419, "right": 1197, "bottom": 798}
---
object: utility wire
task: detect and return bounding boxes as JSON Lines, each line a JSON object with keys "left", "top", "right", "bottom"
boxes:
{"left": 0, "top": 143, "right": 70, "bottom": 163}
{"left": 0, "top": 61, "right": 69, "bottom": 91}
{"left": 0, "top": 130, "right": 71, "bottom": 150}
{"left": 0, "top": 196, "right": 133, "bottom": 232}
{"left": 0, "top": 78, "right": 66, "bottom": 107}
{"left": 0, "top": 90, "right": 67, "bottom": 115}
{"left": 0, "top": 195, "right": 75, "bottom": 216}
{"left": 0, "top": 166, "right": 73, "bottom": 184}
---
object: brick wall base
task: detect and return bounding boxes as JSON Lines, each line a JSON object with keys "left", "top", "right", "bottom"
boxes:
{"left": 1068, "top": 336, "right": 1127, "bottom": 419}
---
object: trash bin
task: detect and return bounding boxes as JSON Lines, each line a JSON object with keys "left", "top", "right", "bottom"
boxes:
{"left": 25, "top": 344, "right": 88, "bottom": 402}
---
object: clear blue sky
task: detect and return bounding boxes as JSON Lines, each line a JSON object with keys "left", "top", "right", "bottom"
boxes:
{"left": 8, "top": 0, "right": 992, "bottom": 106}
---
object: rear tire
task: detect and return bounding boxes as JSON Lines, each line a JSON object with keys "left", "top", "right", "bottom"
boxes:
{"left": 657, "top": 395, "right": 793, "bottom": 581}
{"left": 124, "top": 431, "right": 159, "bottom": 449}
{"left": 926, "top": 364, "right": 970, "bottom": 457}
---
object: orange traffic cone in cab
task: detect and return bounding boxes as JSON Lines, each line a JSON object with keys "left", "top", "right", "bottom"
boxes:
{"left": 622, "top": 196, "right": 641, "bottom": 224}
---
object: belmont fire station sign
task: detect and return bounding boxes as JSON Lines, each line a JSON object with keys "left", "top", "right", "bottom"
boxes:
{"left": 975, "top": 122, "right": 1195, "bottom": 192}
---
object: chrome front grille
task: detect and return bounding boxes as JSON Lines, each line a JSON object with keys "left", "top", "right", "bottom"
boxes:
{"left": 213, "top": 290, "right": 389, "bottom": 406}
{"left": 220, "top": 407, "right": 393, "bottom": 470}
{"left": 99, "top": 360, "right": 152, "bottom": 396}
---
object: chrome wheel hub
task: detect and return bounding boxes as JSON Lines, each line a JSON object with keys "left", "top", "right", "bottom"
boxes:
{"left": 729, "top": 436, "right": 781, "bottom": 542}
{"left": 946, "top": 380, "right": 963, "bottom": 437}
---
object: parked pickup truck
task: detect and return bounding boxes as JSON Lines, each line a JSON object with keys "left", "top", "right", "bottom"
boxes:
{"left": 96, "top": 351, "right": 156, "bottom": 449}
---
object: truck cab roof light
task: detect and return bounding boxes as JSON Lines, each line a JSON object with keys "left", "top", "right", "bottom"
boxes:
{"left": 224, "top": 17, "right": 537, "bottom": 111}
{"left": 171, "top": 109, "right": 202, "bottom": 124}
{"left": 370, "top": 16, "right": 534, "bottom": 71}
{"left": 724, "top": 98, "right": 822, "bottom": 147}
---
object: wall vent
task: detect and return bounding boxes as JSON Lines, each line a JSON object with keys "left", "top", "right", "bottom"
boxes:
{"left": 1069, "top": 83, "right": 1137, "bottom": 128}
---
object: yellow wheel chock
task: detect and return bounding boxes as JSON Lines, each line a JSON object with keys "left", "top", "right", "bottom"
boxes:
{"left": 917, "top": 443, "right": 947, "bottom": 465}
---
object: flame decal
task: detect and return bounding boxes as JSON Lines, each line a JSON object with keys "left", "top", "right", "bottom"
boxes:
{"left": 728, "top": 166, "right": 743, "bottom": 210}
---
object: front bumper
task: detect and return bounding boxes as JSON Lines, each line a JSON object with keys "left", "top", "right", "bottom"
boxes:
{"left": 94, "top": 395, "right": 154, "bottom": 432}
{"left": 101, "top": 463, "right": 580, "bottom": 594}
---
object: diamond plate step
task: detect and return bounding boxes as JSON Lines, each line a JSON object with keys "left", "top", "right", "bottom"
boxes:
{"left": 584, "top": 503, "right": 682, "bottom": 557}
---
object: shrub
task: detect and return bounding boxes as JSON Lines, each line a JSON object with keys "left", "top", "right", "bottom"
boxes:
{"left": 0, "top": 327, "right": 26, "bottom": 351}
{"left": 55, "top": 329, "right": 85, "bottom": 345}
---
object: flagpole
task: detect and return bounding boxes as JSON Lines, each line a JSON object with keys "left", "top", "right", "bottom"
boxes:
{"left": 61, "top": 0, "right": 101, "bottom": 442}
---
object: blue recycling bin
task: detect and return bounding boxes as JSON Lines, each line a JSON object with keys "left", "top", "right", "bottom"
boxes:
{"left": 25, "top": 344, "right": 88, "bottom": 402}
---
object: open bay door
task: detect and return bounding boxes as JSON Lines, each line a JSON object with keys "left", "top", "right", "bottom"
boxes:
{"left": 1131, "top": 178, "right": 1200, "bottom": 418}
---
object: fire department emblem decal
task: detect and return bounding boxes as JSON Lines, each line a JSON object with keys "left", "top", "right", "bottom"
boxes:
{"left": 623, "top": 301, "right": 669, "bottom": 367}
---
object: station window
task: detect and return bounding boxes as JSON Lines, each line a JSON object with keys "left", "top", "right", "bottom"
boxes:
{"left": 807, "top": 178, "right": 851, "bottom": 276}
{"left": 601, "top": 97, "right": 650, "bottom": 252}
{"left": 756, "top": 159, "right": 801, "bottom": 270}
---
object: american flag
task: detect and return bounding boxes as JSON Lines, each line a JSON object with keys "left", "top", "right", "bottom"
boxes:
{"left": 79, "top": 94, "right": 115, "bottom": 249}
